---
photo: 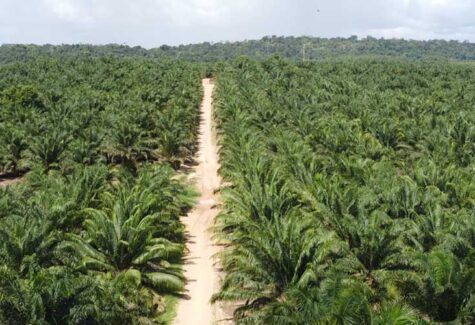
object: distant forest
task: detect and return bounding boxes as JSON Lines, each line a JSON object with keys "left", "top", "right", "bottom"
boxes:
{"left": 1, "top": 35, "right": 475, "bottom": 63}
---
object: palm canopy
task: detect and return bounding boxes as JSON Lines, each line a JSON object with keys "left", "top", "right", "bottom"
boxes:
{"left": 212, "top": 58, "right": 475, "bottom": 324}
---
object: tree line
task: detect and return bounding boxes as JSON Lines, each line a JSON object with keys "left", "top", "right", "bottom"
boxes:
{"left": 1, "top": 35, "right": 475, "bottom": 64}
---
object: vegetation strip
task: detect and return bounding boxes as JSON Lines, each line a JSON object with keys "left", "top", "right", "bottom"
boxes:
{"left": 0, "top": 58, "right": 202, "bottom": 324}
{"left": 212, "top": 58, "right": 475, "bottom": 324}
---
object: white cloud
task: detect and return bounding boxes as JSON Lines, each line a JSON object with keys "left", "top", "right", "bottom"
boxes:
{"left": 156, "top": 0, "right": 256, "bottom": 28}
{"left": 42, "top": 0, "right": 93, "bottom": 23}
{"left": 404, "top": 0, "right": 475, "bottom": 24}
{"left": 0, "top": 0, "right": 473, "bottom": 46}
{"left": 360, "top": 0, "right": 475, "bottom": 41}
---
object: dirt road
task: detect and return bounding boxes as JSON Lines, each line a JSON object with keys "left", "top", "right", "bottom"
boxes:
{"left": 173, "top": 79, "right": 230, "bottom": 325}
{"left": 0, "top": 177, "right": 21, "bottom": 188}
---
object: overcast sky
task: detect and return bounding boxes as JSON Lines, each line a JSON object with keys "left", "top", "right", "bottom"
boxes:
{"left": 0, "top": 0, "right": 474, "bottom": 48}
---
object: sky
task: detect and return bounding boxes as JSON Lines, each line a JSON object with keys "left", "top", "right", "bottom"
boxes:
{"left": 0, "top": 0, "right": 474, "bottom": 48}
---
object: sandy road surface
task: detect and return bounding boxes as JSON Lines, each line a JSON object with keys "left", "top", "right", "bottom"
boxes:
{"left": 173, "top": 79, "right": 232, "bottom": 325}
{"left": 0, "top": 177, "right": 21, "bottom": 188}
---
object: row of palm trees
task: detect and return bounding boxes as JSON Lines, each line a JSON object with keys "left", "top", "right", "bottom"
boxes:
{"left": 0, "top": 165, "right": 196, "bottom": 324}
{"left": 0, "top": 58, "right": 203, "bottom": 176}
{"left": 0, "top": 58, "right": 202, "bottom": 323}
{"left": 212, "top": 58, "right": 475, "bottom": 324}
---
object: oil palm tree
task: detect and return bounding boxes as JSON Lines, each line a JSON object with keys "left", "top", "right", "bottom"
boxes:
{"left": 214, "top": 210, "right": 345, "bottom": 321}
{"left": 0, "top": 124, "right": 29, "bottom": 176}
{"left": 408, "top": 249, "right": 475, "bottom": 322}
{"left": 102, "top": 119, "right": 148, "bottom": 173}
{"left": 0, "top": 213, "right": 58, "bottom": 276}
{"left": 63, "top": 169, "right": 186, "bottom": 295}
{"left": 28, "top": 130, "right": 71, "bottom": 171}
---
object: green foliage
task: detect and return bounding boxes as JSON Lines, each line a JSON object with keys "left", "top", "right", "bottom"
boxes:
{"left": 1, "top": 39, "right": 474, "bottom": 324}
{"left": 62, "top": 166, "right": 187, "bottom": 291}
{"left": 1, "top": 36, "right": 475, "bottom": 63}
{"left": 0, "top": 164, "right": 195, "bottom": 323}
{"left": 213, "top": 58, "right": 475, "bottom": 323}
{"left": 0, "top": 57, "right": 202, "bottom": 175}
{"left": 0, "top": 58, "right": 200, "bottom": 323}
